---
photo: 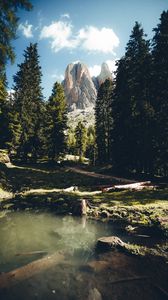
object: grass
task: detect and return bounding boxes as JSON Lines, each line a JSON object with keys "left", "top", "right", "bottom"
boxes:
{"left": 0, "top": 161, "right": 168, "bottom": 235}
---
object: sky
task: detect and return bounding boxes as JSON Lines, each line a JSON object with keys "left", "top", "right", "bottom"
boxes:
{"left": 6, "top": 0, "right": 168, "bottom": 99}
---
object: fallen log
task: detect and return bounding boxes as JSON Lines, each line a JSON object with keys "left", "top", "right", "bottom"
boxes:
{"left": 15, "top": 250, "right": 48, "bottom": 256}
{"left": 102, "top": 181, "right": 156, "bottom": 192}
{"left": 110, "top": 276, "right": 149, "bottom": 284}
{"left": 153, "top": 284, "right": 168, "bottom": 299}
{"left": 0, "top": 251, "right": 64, "bottom": 289}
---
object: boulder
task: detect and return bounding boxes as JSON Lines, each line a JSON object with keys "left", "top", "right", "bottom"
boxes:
{"left": 96, "top": 236, "right": 125, "bottom": 252}
{"left": 87, "top": 288, "right": 102, "bottom": 300}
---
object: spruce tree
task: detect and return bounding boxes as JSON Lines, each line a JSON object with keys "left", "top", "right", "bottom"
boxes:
{"left": 0, "top": 76, "right": 10, "bottom": 149}
{"left": 112, "top": 58, "right": 132, "bottom": 172}
{"left": 13, "top": 43, "right": 44, "bottom": 161}
{"left": 0, "top": 0, "right": 32, "bottom": 75}
{"left": 95, "top": 79, "right": 113, "bottom": 164}
{"left": 75, "top": 121, "right": 87, "bottom": 162}
{"left": 86, "top": 125, "right": 96, "bottom": 165}
{"left": 151, "top": 11, "right": 168, "bottom": 176}
{"left": 46, "top": 82, "right": 67, "bottom": 161}
{"left": 112, "top": 23, "right": 153, "bottom": 173}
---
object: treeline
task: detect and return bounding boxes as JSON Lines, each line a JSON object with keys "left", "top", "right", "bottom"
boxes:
{"left": 0, "top": 43, "right": 67, "bottom": 162}
{"left": 95, "top": 11, "right": 168, "bottom": 177}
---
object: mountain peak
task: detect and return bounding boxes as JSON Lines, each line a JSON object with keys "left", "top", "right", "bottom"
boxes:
{"left": 63, "top": 61, "right": 97, "bottom": 110}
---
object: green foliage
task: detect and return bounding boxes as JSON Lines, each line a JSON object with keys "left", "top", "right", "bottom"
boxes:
{"left": 0, "top": 0, "right": 32, "bottom": 75}
{"left": 112, "top": 22, "right": 154, "bottom": 173}
{"left": 45, "top": 82, "right": 67, "bottom": 161}
{"left": 67, "top": 127, "right": 76, "bottom": 154}
{"left": 95, "top": 79, "right": 113, "bottom": 164}
{"left": 12, "top": 43, "right": 44, "bottom": 160}
{"left": 151, "top": 10, "right": 168, "bottom": 176}
{"left": 75, "top": 121, "right": 87, "bottom": 161}
{"left": 0, "top": 76, "right": 11, "bottom": 148}
{"left": 86, "top": 125, "right": 96, "bottom": 165}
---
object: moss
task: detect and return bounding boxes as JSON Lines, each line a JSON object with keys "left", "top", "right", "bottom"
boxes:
{"left": 124, "top": 242, "right": 168, "bottom": 260}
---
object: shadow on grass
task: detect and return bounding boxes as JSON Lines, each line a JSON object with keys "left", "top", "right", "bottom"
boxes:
{"left": 90, "top": 189, "right": 168, "bottom": 207}
{"left": 1, "top": 192, "right": 81, "bottom": 214}
{"left": 6, "top": 162, "right": 116, "bottom": 193}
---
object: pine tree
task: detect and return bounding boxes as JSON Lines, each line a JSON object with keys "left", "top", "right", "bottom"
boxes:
{"left": 95, "top": 79, "right": 113, "bottom": 164}
{"left": 67, "top": 127, "right": 76, "bottom": 155}
{"left": 46, "top": 82, "right": 67, "bottom": 161}
{"left": 151, "top": 11, "right": 168, "bottom": 176}
{"left": 86, "top": 125, "right": 96, "bottom": 165}
{"left": 112, "top": 23, "right": 154, "bottom": 173}
{"left": 111, "top": 58, "right": 132, "bottom": 172}
{"left": 0, "top": 0, "right": 32, "bottom": 75}
{"left": 13, "top": 43, "right": 44, "bottom": 161}
{"left": 0, "top": 76, "right": 11, "bottom": 149}
{"left": 75, "top": 121, "right": 87, "bottom": 162}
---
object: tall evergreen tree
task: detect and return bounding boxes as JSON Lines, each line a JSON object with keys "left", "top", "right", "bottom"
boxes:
{"left": 95, "top": 79, "right": 113, "bottom": 164}
{"left": 0, "top": 76, "right": 11, "bottom": 148}
{"left": 0, "top": 0, "right": 32, "bottom": 76}
{"left": 151, "top": 11, "right": 168, "bottom": 176}
{"left": 112, "top": 22, "right": 154, "bottom": 173}
{"left": 86, "top": 125, "right": 96, "bottom": 165}
{"left": 75, "top": 121, "right": 87, "bottom": 162}
{"left": 13, "top": 43, "right": 44, "bottom": 160}
{"left": 46, "top": 82, "right": 67, "bottom": 161}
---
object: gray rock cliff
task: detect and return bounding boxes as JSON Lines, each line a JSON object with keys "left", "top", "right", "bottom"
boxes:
{"left": 62, "top": 62, "right": 97, "bottom": 110}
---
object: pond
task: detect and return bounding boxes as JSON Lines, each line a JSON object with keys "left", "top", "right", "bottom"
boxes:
{"left": 0, "top": 210, "right": 167, "bottom": 300}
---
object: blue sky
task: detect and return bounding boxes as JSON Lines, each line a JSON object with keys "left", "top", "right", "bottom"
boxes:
{"left": 6, "top": 0, "right": 168, "bottom": 99}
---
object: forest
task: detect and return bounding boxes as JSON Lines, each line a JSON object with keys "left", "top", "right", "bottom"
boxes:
{"left": 0, "top": 2, "right": 168, "bottom": 300}
{"left": 0, "top": 5, "right": 168, "bottom": 178}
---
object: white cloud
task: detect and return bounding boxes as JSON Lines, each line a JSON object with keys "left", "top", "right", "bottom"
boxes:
{"left": 89, "top": 65, "right": 101, "bottom": 77}
{"left": 51, "top": 72, "right": 64, "bottom": 82}
{"left": 18, "top": 21, "right": 33, "bottom": 38}
{"left": 40, "top": 20, "right": 119, "bottom": 54}
{"left": 40, "top": 21, "right": 78, "bottom": 52}
{"left": 78, "top": 26, "right": 119, "bottom": 54}
{"left": 61, "top": 13, "right": 70, "bottom": 19}
{"left": 106, "top": 59, "right": 118, "bottom": 74}
{"left": 89, "top": 60, "right": 118, "bottom": 77}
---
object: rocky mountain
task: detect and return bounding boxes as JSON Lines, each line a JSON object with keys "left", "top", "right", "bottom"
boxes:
{"left": 62, "top": 62, "right": 97, "bottom": 110}
{"left": 62, "top": 61, "right": 113, "bottom": 112}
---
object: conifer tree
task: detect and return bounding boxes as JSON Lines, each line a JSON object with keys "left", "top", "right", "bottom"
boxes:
{"left": 112, "top": 23, "right": 153, "bottom": 173}
{"left": 0, "top": 76, "right": 10, "bottom": 149}
{"left": 0, "top": 0, "right": 32, "bottom": 76}
{"left": 13, "top": 43, "right": 44, "bottom": 160}
{"left": 151, "top": 11, "right": 168, "bottom": 176}
{"left": 86, "top": 125, "right": 96, "bottom": 165}
{"left": 46, "top": 82, "right": 67, "bottom": 161}
{"left": 75, "top": 121, "right": 87, "bottom": 162}
{"left": 95, "top": 79, "right": 113, "bottom": 164}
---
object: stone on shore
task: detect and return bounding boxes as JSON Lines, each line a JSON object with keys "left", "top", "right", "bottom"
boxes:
{"left": 96, "top": 236, "right": 125, "bottom": 251}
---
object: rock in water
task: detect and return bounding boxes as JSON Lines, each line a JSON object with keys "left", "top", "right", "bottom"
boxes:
{"left": 72, "top": 199, "right": 87, "bottom": 216}
{"left": 96, "top": 236, "right": 125, "bottom": 251}
{"left": 87, "top": 288, "right": 102, "bottom": 300}
{"left": 62, "top": 62, "right": 97, "bottom": 110}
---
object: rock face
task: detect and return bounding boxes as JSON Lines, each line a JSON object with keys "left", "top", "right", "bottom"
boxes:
{"left": 62, "top": 62, "right": 97, "bottom": 110}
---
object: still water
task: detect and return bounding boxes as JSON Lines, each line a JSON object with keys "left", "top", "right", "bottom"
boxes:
{"left": 0, "top": 210, "right": 166, "bottom": 300}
